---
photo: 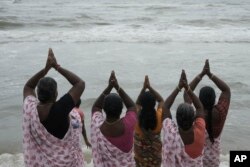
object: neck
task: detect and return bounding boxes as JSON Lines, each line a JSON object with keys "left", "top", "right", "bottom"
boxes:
{"left": 179, "top": 126, "right": 193, "bottom": 133}
{"left": 39, "top": 101, "right": 54, "bottom": 106}
{"left": 105, "top": 117, "right": 121, "bottom": 125}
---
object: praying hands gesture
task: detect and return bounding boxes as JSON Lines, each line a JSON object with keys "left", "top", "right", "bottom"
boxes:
{"left": 92, "top": 70, "right": 136, "bottom": 113}
{"left": 109, "top": 71, "right": 120, "bottom": 91}
{"left": 178, "top": 70, "right": 189, "bottom": 91}
{"left": 136, "top": 75, "right": 163, "bottom": 110}
{"left": 143, "top": 75, "right": 150, "bottom": 90}
{"left": 44, "top": 48, "right": 58, "bottom": 73}
{"left": 200, "top": 59, "right": 212, "bottom": 78}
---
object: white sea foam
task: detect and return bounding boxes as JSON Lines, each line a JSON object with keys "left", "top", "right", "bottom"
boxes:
{"left": 0, "top": 147, "right": 94, "bottom": 167}
{"left": 1, "top": 26, "right": 250, "bottom": 43}
{"left": 1, "top": 19, "right": 250, "bottom": 44}
{"left": 1, "top": 0, "right": 250, "bottom": 43}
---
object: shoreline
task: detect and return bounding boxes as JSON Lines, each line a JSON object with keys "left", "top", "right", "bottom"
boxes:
{"left": 0, "top": 150, "right": 229, "bottom": 167}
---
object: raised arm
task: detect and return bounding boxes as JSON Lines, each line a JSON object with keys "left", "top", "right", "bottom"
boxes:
{"left": 162, "top": 70, "right": 185, "bottom": 121}
{"left": 51, "top": 50, "right": 85, "bottom": 105}
{"left": 206, "top": 60, "right": 231, "bottom": 101}
{"left": 147, "top": 77, "right": 164, "bottom": 107}
{"left": 91, "top": 72, "right": 113, "bottom": 113}
{"left": 136, "top": 86, "right": 146, "bottom": 111}
{"left": 112, "top": 72, "right": 136, "bottom": 112}
{"left": 137, "top": 75, "right": 163, "bottom": 106}
{"left": 23, "top": 48, "right": 53, "bottom": 100}
{"left": 183, "top": 60, "right": 207, "bottom": 104}
{"left": 82, "top": 119, "right": 92, "bottom": 148}
{"left": 182, "top": 71, "right": 204, "bottom": 118}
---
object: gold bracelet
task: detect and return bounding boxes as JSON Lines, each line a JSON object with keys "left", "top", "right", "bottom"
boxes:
{"left": 56, "top": 64, "right": 61, "bottom": 71}
{"left": 117, "top": 87, "right": 121, "bottom": 92}
{"left": 209, "top": 73, "right": 214, "bottom": 79}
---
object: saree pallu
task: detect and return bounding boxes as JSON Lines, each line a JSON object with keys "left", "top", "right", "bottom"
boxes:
{"left": 162, "top": 118, "right": 203, "bottom": 167}
{"left": 91, "top": 112, "right": 135, "bottom": 167}
{"left": 22, "top": 96, "right": 84, "bottom": 167}
{"left": 203, "top": 131, "right": 221, "bottom": 167}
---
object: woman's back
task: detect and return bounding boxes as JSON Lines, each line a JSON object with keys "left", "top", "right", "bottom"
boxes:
{"left": 134, "top": 76, "right": 164, "bottom": 167}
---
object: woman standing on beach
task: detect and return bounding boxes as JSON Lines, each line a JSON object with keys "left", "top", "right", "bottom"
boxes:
{"left": 162, "top": 70, "right": 205, "bottom": 166}
{"left": 91, "top": 71, "right": 137, "bottom": 167}
{"left": 134, "top": 76, "right": 164, "bottom": 167}
{"left": 184, "top": 60, "right": 231, "bottom": 167}
{"left": 22, "top": 48, "right": 85, "bottom": 167}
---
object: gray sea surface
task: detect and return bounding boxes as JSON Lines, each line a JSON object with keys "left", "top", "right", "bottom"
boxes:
{"left": 0, "top": 0, "right": 250, "bottom": 166}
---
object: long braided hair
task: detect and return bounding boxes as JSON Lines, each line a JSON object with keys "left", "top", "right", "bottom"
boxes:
{"left": 199, "top": 86, "right": 216, "bottom": 143}
{"left": 139, "top": 91, "right": 157, "bottom": 131}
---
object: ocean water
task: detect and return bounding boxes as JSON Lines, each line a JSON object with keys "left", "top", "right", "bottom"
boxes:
{"left": 1, "top": 0, "right": 250, "bottom": 166}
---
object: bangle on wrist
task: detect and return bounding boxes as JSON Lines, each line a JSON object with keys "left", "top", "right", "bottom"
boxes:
{"left": 56, "top": 64, "right": 61, "bottom": 71}
{"left": 209, "top": 73, "right": 214, "bottom": 79}
{"left": 117, "top": 86, "right": 121, "bottom": 92}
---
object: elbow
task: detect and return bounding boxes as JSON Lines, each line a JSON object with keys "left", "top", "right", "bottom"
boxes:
{"left": 78, "top": 80, "right": 85, "bottom": 92}
{"left": 164, "top": 103, "right": 170, "bottom": 110}
{"left": 159, "top": 97, "right": 164, "bottom": 103}
{"left": 227, "top": 86, "right": 231, "bottom": 95}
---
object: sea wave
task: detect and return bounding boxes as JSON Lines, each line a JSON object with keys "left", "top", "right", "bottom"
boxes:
{"left": 1, "top": 26, "right": 250, "bottom": 43}
{"left": 0, "top": 21, "right": 24, "bottom": 30}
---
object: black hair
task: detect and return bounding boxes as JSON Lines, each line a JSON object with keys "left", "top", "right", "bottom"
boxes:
{"left": 37, "top": 77, "right": 57, "bottom": 103}
{"left": 139, "top": 91, "right": 157, "bottom": 131}
{"left": 76, "top": 99, "right": 81, "bottom": 108}
{"left": 176, "top": 103, "right": 195, "bottom": 131}
{"left": 103, "top": 93, "right": 123, "bottom": 119}
{"left": 199, "top": 86, "right": 216, "bottom": 143}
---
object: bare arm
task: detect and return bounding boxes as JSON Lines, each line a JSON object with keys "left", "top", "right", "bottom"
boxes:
{"left": 23, "top": 69, "right": 49, "bottom": 100}
{"left": 82, "top": 120, "right": 91, "bottom": 148}
{"left": 185, "top": 87, "right": 204, "bottom": 118}
{"left": 91, "top": 85, "right": 113, "bottom": 113}
{"left": 136, "top": 87, "right": 146, "bottom": 111}
{"left": 137, "top": 75, "right": 163, "bottom": 108}
{"left": 47, "top": 49, "right": 85, "bottom": 105}
{"left": 113, "top": 72, "right": 136, "bottom": 112}
{"left": 56, "top": 66, "right": 85, "bottom": 105}
{"left": 115, "top": 87, "right": 136, "bottom": 112}
{"left": 181, "top": 69, "right": 204, "bottom": 118}
{"left": 162, "top": 88, "right": 179, "bottom": 121}
{"left": 162, "top": 70, "right": 186, "bottom": 121}
{"left": 136, "top": 75, "right": 148, "bottom": 110}
{"left": 23, "top": 49, "right": 53, "bottom": 100}
{"left": 208, "top": 73, "right": 231, "bottom": 101}
{"left": 148, "top": 86, "right": 164, "bottom": 107}
{"left": 183, "top": 60, "right": 207, "bottom": 104}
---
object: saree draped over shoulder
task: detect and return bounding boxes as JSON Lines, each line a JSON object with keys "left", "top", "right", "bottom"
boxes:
{"left": 22, "top": 96, "right": 84, "bottom": 167}
{"left": 203, "top": 131, "right": 221, "bottom": 167}
{"left": 162, "top": 118, "right": 203, "bottom": 167}
{"left": 91, "top": 112, "right": 135, "bottom": 167}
